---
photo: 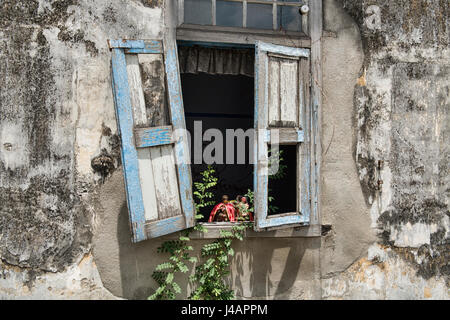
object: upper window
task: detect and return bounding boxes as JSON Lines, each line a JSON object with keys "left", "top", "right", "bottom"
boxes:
{"left": 181, "top": 0, "right": 309, "bottom": 33}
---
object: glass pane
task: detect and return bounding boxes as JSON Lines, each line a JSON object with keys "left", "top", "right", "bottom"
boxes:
{"left": 278, "top": 4, "right": 302, "bottom": 32}
{"left": 217, "top": 0, "right": 242, "bottom": 27}
{"left": 247, "top": 3, "right": 273, "bottom": 30}
{"left": 185, "top": 0, "right": 212, "bottom": 25}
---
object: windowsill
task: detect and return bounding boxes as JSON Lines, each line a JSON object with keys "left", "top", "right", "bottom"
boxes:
{"left": 160, "top": 222, "right": 321, "bottom": 240}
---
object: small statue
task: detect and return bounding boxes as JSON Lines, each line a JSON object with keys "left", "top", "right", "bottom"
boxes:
{"left": 208, "top": 195, "right": 236, "bottom": 222}
{"left": 233, "top": 195, "right": 254, "bottom": 222}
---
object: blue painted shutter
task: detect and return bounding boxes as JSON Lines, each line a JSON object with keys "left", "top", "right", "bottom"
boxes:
{"left": 253, "top": 41, "right": 312, "bottom": 231}
{"left": 110, "top": 40, "right": 194, "bottom": 242}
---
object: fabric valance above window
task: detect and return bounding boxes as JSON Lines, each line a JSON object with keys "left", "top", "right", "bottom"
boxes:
{"left": 177, "top": 45, "right": 254, "bottom": 77}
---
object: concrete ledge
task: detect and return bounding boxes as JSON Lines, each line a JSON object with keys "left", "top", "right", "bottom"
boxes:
{"left": 160, "top": 223, "right": 322, "bottom": 240}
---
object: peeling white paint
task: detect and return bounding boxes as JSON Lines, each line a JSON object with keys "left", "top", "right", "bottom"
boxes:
{"left": 323, "top": 244, "right": 450, "bottom": 300}
{"left": 0, "top": 121, "right": 30, "bottom": 171}
{"left": 0, "top": 254, "right": 118, "bottom": 300}
{"left": 390, "top": 222, "right": 434, "bottom": 248}
{"left": 368, "top": 244, "right": 389, "bottom": 262}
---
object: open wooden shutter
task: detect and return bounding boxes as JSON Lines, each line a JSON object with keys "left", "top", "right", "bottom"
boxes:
{"left": 253, "top": 41, "right": 311, "bottom": 231}
{"left": 109, "top": 39, "right": 194, "bottom": 242}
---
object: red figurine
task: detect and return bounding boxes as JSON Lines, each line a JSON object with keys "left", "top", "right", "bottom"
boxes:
{"left": 208, "top": 195, "right": 236, "bottom": 222}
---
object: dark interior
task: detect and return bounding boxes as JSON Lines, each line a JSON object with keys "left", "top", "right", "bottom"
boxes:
{"left": 268, "top": 145, "right": 298, "bottom": 215}
{"left": 180, "top": 57, "right": 298, "bottom": 221}
{"left": 181, "top": 72, "right": 254, "bottom": 221}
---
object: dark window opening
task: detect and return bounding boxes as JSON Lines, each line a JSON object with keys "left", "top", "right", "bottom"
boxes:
{"left": 181, "top": 72, "right": 254, "bottom": 222}
{"left": 268, "top": 144, "right": 297, "bottom": 215}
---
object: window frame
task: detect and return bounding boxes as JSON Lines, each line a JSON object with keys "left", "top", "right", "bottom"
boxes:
{"left": 176, "top": 23, "right": 311, "bottom": 48}
{"left": 176, "top": 40, "right": 316, "bottom": 237}
{"left": 178, "top": 0, "right": 310, "bottom": 36}
{"left": 172, "top": 0, "right": 322, "bottom": 238}
{"left": 253, "top": 41, "right": 311, "bottom": 231}
{"left": 108, "top": 0, "right": 322, "bottom": 241}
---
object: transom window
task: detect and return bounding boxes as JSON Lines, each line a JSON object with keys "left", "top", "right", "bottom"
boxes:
{"left": 181, "top": 0, "right": 308, "bottom": 32}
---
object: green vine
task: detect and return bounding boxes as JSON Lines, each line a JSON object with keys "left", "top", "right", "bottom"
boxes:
{"left": 149, "top": 165, "right": 250, "bottom": 300}
{"left": 189, "top": 166, "right": 249, "bottom": 299}
{"left": 148, "top": 229, "right": 196, "bottom": 300}
{"left": 149, "top": 153, "right": 287, "bottom": 300}
{"left": 189, "top": 222, "right": 251, "bottom": 300}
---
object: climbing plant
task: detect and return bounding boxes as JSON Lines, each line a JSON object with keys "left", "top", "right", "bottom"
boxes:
{"left": 149, "top": 153, "right": 284, "bottom": 300}
{"left": 192, "top": 165, "right": 218, "bottom": 233}
{"left": 148, "top": 229, "right": 196, "bottom": 300}
{"left": 149, "top": 165, "right": 222, "bottom": 300}
{"left": 189, "top": 222, "right": 251, "bottom": 300}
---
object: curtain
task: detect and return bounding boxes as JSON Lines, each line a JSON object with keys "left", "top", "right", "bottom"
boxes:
{"left": 178, "top": 45, "right": 254, "bottom": 77}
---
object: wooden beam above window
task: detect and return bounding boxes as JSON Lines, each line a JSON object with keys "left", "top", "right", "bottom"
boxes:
{"left": 177, "top": 24, "right": 311, "bottom": 48}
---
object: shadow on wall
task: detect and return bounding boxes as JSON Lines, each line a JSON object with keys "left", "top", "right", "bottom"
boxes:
{"left": 93, "top": 169, "right": 319, "bottom": 299}
{"left": 232, "top": 238, "right": 320, "bottom": 299}
{"left": 117, "top": 201, "right": 154, "bottom": 299}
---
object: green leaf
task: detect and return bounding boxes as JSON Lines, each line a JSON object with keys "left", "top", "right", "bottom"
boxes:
{"left": 172, "top": 281, "right": 181, "bottom": 294}
{"left": 165, "top": 272, "right": 174, "bottom": 284}
{"left": 189, "top": 257, "right": 198, "bottom": 263}
{"left": 154, "top": 285, "right": 166, "bottom": 296}
{"left": 177, "top": 262, "right": 189, "bottom": 273}
{"left": 155, "top": 262, "right": 173, "bottom": 271}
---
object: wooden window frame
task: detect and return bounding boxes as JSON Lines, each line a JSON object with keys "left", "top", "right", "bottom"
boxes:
{"left": 177, "top": 0, "right": 311, "bottom": 48}
{"left": 170, "top": 0, "right": 322, "bottom": 238}
{"left": 253, "top": 41, "right": 312, "bottom": 231}
{"left": 178, "top": 0, "right": 310, "bottom": 35}
{"left": 174, "top": 40, "right": 316, "bottom": 238}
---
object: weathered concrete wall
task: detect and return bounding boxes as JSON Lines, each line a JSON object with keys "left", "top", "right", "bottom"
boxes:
{"left": 322, "top": 0, "right": 449, "bottom": 299}
{"left": 0, "top": 0, "right": 448, "bottom": 299}
{"left": 0, "top": 0, "right": 162, "bottom": 299}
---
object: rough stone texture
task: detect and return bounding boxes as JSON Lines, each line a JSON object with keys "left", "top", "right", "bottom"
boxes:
{"left": 0, "top": 0, "right": 448, "bottom": 299}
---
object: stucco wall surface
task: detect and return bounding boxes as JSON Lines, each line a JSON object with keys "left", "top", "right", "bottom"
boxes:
{"left": 0, "top": 0, "right": 448, "bottom": 299}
